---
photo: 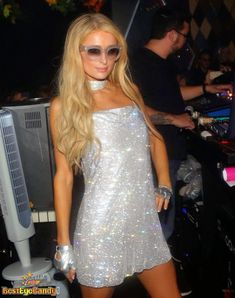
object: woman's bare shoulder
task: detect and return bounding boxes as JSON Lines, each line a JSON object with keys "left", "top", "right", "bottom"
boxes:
{"left": 50, "top": 96, "right": 61, "bottom": 113}
{"left": 130, "top": 82, "right": 140, "bottom": 92}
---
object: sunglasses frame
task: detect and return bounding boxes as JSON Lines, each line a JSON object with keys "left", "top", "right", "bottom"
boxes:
{"left": 174, "top": 29, "right": 189, "bottom": 39}
{"left": 79, "top": 45, "right": 121, "bottom": 61}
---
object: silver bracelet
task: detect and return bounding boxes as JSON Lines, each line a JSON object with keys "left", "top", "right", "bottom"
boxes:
{"left": 156, "top": 185, "right": 173, "bottom": 200}
{"left": 54, "top": 244, "right": 76, "bottom": 273}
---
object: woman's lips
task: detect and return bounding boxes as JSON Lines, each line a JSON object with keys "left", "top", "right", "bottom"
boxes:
{"left": 96, "top": 67, "right": 108, "bottom": 73}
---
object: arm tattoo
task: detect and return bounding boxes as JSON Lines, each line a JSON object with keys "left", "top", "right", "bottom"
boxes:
{"left": 150, "top": 112, "right": 173, "bottom": 125}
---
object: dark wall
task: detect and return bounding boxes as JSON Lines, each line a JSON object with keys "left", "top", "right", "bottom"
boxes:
{"left": 0, "top": 0, "right": 111, "bottom": 101}
{"left": 0, "top": 0, "right": 189, "bottom": 101}
{"left": 0, "top": 1, "right": 72, "bottom": 98}
{"left": 189, "top": 0, "right": 235, "bottom": 56}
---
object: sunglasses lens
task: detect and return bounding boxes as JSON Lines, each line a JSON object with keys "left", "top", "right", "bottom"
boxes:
{"left": 81, "top": 46, "right": 121, "bottom": 60}
{"left": 87, "top": 48, "right": 101, "bottom": 57}
{"left": 107, "top": 47, "right": 120, "bottom": 59}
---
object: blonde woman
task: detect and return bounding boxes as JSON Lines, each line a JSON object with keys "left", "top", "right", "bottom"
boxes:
{"left": 50, "top": 13, "right": 180, "bottom": 298}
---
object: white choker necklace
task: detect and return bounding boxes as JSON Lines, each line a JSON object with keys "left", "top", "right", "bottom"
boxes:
{"left": 88, "top": 80, "right": 108, "bottom": 91}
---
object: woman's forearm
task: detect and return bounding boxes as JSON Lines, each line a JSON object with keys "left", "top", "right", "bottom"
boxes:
{"left": 54, "top": 172, "right": 73, "bottom": 245}
{"left": 150, "top": 134, "right": 171, "bottom": 188}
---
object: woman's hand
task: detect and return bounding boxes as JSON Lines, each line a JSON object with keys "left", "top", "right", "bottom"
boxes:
{"left": 156, "top": 194, "right": 170, "bottom": 212}
{"left": 54, "top": 244, "right": 77, "bottom": 283}
{"left": 155, "top": 185, "right": 173, "bottom": 212}
{"left": 66, "top": 269, "right": 76, "bottom": 283}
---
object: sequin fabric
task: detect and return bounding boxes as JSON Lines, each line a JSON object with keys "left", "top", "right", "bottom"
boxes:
{"left": 73, "top": 105, "right": 171, "bottom": 287}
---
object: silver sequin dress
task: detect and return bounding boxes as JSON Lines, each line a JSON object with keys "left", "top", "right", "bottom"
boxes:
{"left": 73, "top": 105, "right": 171, "bottom": 287}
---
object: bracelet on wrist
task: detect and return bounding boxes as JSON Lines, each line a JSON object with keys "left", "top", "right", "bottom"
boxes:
{"left": 54, "top": 244, "right": 76, "bottom": 273}
{"left": 56, "top": 244, "right": 72, "bottom": 252}
{"left": 155, "top": 185, "right": 173, "bottom": 200}
{"left": 202, "top": 83, "right": 208, "bottom": 95}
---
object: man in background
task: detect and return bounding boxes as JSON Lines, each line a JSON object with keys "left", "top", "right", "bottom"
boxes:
{"left": 130, "top": 6, "right": 231, "bottom": 243}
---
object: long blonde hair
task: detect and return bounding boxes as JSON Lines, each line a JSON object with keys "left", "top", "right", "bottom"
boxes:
{"left": 56, "top": 13, "right": 162, "bottom": 169}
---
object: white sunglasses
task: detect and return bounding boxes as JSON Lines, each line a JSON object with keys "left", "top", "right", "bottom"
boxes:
{"left": 80, "top": 45, "right": 121, "bottom": 61}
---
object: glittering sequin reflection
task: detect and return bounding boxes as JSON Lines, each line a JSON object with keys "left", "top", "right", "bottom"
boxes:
{"left": 73, "top": 105, "right": 171, "bottom": 287}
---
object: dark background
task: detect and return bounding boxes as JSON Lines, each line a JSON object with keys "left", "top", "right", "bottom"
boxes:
{"left": 0, "top": 0, "right": 187, "bottom": 101}
{"left": 2, "top": 0, "right": 235, "bottom": 101}
{"left": 0, "top": 0, "right": 73, "bottom": 99}
{"left": 0, "top": 0, "right": 113, "bottom": 100}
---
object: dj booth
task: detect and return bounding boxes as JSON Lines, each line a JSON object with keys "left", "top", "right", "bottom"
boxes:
{"left": 184, "top": 90, "right": 235, "bottom": 294}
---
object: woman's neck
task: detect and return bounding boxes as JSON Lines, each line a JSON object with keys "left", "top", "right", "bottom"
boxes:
{"left": 88, "top": 80, "right": 108, "bottom": 91}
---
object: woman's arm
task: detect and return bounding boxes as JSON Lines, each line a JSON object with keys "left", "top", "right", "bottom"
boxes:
{"left": 50, "top": 98, "right": 76, "bottom": 283}
{"left": 131, "top": 82, "right": 172, "bottom": 211}
{"left": 149, "top": 132, "right": 172, "bottom": 212}
{"left": 50, "top": 98, "right": 74, "bottom": 245}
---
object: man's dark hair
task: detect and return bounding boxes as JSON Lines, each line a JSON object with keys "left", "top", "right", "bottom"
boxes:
{"left": 150, "top": 7, "right": 190, "bottom": 40}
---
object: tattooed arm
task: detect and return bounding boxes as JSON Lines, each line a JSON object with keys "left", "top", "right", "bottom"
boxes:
{"left": 146, "top": 106, "right": 195, "bottom": 129}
